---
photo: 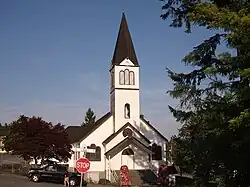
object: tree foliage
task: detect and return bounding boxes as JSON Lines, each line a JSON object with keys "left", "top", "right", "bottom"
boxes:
{"left": 0, "top": 123, "right": 9, "bottom": 127}
{"left": 3, "top": 115, "right": 72, "bottom": 164}
{"left": 160, "top": 0, "right": 250, "bottom": 186}
{"left": 81, "top": 108, "right": 96, "bottom": 127}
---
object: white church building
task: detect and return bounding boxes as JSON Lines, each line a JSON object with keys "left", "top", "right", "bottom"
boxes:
{"left": 65, "top": 13, "right": 168, "bottom": 184}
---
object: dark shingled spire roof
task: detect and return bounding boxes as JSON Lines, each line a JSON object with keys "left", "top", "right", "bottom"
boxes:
{"left": 111, "top": 13, "right": 139, "bottom": 66}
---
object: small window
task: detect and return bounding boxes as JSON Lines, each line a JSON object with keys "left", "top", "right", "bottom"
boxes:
{"left": 119, "top": 71, "right": 125, "bottom": 85}
{"left": 124, "top": 69, "right": 130, "bottom": 85}
{"left": 124, "top": 104, "right": 130, "bottom": 119}
{"left": 46, "top": 165, "right": 56, "bottom": 172}
{"left": 86, "top": 144, "right": 101, "bottom": 161}
{"left": 150, "top": 143, "right": 162, "bottom": 160}
{"left": 129, "top": 71, "right": 135, "bottom": 85}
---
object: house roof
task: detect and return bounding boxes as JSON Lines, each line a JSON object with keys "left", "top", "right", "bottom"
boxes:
{"left": 66, "top": 112, "right": 112, "bottom": 144}
{"left": 111, "top": 13, "right": 139, "bottom": 67}
{"left": 105, "top": 136, "right": 152, "bottom": 158}
{"left": 102, "top": 122, "right": 150, "bottom": 145}
{"left": 140, "top": 115, "right": 168, "bottom": 142}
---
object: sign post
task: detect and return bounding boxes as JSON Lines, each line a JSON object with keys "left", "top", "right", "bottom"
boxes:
{"left": 76, "top": 158, "right": 90, "bottom": 187}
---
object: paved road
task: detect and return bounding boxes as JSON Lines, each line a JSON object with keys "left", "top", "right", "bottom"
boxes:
{"left": 0, "top": 173, "right": 62, "bottom": 187}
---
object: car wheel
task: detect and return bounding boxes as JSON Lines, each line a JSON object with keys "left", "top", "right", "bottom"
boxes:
{"left": 69, "top": 178, "right": 76, "bottom": 186}
{"left": 31, "top": 174, "right": 39, "bottom": 182}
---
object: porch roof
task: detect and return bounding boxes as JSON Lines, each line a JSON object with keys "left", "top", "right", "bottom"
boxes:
{"left": 104, "top": 136, "right": 152, "bottom": 159}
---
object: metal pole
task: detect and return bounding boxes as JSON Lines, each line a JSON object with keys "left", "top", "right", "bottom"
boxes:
{"left": 74, "top": 145, "right": 76, "bottom": 172}
{"left": 80, "top": 172, "right": 83, "bottom": 187}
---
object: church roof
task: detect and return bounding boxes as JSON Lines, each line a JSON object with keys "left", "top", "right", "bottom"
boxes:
{"left": 66, "top": 112, "right": 112, "bottom": 144}
{"left": 140, "top": 115, "right": 168, "bottom": 142}
{"left": 111, "top": 13, "right": 139, "bottom": 67}
{"left": 66, "top": 113, "right": 167, "bottom": 144}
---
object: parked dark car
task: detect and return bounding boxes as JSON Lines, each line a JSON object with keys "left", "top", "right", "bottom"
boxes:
{"left": 27, "top": 163, "right": 83, "bottom": 186}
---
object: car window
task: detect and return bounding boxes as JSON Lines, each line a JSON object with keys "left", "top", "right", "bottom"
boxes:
{"left": 57, "top": 166, "right": 67, "bottom": 172}
{"left": 46, "top": 165, "right": 56, "bottom": 172}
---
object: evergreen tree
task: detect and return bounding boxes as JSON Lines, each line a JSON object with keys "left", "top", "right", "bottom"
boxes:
{"left": 160, "top": 0, "right": 250, "bottom": 186}
{"left": 81, "top": 108, "right": 96, "bottom": 127}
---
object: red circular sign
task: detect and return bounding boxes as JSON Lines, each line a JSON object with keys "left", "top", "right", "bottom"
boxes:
{"left": 76, "top": 158, "right": 90, "bottom": 173}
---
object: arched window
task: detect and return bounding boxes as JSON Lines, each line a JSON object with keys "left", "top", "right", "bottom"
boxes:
{"left": 149, "top": 143, "right": 162, "bottom": 160}
{"left": 119, "top": 70, "right": 125, "bottom": 85}
{"left": 124, "top": 104, "right": 130, "bottom": 119}
{"left": 86, "top": 144, "right": 101, "bottom": 161}
{"left": 122, "top": 148, "right": 134, "bottom": 155}
{"left": 129, "top": 71, "right": 135, "bottom": 85}
{"left": 124, "top": 69, "right": 130, "bottom": 85}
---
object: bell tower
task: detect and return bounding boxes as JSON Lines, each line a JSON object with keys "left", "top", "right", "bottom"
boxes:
{"left": 110, "top": 13, "right": 140, "bottom": 133}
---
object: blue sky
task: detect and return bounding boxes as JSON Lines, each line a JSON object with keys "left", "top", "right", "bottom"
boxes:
{"left": 0, "top": 0, "right": 224, "bottom": 137}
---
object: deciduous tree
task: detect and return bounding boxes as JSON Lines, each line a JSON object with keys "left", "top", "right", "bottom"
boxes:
{"left": 3, "top": 115, "right": 72, "bottom": 164}
{"left": 160, "top": 0, "right": 250, "bottom": 186}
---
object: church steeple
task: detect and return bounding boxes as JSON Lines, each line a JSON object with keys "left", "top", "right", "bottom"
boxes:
{"left": 111, "top": 13, "right": 139, "bottom": 67}
{"left": 110, "top": 13, "right": 140, "bottom": 133}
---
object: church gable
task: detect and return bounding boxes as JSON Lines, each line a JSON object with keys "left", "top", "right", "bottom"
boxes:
{"left": 119, "top": 58, "right": 135, "bottom": 66}
{"left": 103, "top": 122, "right": 150, "bottom": 151}
{"left": 104, "top": 136, "right": 152, "bottom": 159}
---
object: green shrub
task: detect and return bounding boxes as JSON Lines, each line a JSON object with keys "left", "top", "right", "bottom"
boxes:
{"left": 82, "top": 180, "right": 88, "bottom": 186}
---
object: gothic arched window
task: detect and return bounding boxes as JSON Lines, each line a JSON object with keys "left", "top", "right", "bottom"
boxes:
{"left": 119, "top": 70, "right": 125, "bottom": 85}
{"left": 149, "top": 143, "right": 162, "bottom": 160}
{"left": 129, "top": 71, "right": 135, "bottom": 85}
{"left": 122, "top": 148, "right": 134, "bottom": 155}
{"left": 124, "top": 69, "right": 130, "bottom": 85}
{"left": 124, "top": 103, "right": 130, "bottom": 119}
{"left": 86, "top": 144, "right": 101, "bottom": 161}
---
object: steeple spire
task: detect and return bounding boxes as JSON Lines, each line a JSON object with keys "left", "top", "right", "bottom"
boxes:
{"left": 111, "top": 13, "right": 139, "bottom": 66}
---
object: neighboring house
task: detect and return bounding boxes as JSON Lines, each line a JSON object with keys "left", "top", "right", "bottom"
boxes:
{"left": 64, "top": 13, "right": 169, "bottom": 183}
{"left": 0, "top": 126, "right": 9, "bottom": 153}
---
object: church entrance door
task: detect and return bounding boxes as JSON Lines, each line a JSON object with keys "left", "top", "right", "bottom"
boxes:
{"left": 121, "top": 148, "right": 134, "bottom": 169}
